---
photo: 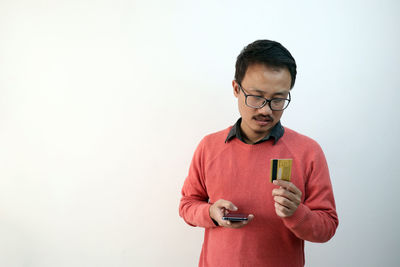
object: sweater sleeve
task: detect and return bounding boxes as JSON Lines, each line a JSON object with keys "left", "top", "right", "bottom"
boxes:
{"left": 282, "top": 145, "right": 339, "bottom": 243}
{"left": 179, "top": 138, "right": 218, "bottom": 228}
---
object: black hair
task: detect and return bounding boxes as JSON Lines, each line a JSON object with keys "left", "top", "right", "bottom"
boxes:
{"left": 235, "top": 40, "right": 297, "bottom": 89}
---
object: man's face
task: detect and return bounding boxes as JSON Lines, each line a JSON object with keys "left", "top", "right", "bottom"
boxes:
{"left": 233, "top": 63, "right": 292, "bottom": 143}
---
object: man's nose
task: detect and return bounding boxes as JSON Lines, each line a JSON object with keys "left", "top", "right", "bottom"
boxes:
{"left": 257, "top": 102, "right": 273, "bottom": 115}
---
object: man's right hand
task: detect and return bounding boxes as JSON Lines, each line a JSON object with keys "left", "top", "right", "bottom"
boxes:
{"left": 209, "top": 199, "right": 254, "bottom": 228}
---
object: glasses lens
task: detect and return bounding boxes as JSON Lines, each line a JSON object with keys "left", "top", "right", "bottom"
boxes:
{"left": 246, "top": 96, "right": 266, "bottom": 108}
{"left": 270, "top": 99, "right": 289, "bottom": 110}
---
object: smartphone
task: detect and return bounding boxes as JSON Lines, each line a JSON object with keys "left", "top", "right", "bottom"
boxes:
{"left": 222, "top": 213, "right": 249, "bottom": 222}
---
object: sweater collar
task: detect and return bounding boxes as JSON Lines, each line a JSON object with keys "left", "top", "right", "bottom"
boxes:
{"left": 225, "top": 118, "right": 284, "bottom": 145}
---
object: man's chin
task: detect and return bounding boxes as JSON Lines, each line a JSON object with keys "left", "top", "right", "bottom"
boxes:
{"left": 241, "top": 119, "right": 275, "bottom": 138}
{"left": 253, "top": 120, "right": 275, "bottom": 130}
{"left": 252, "top": 125, "right": 273, "bottom": 134}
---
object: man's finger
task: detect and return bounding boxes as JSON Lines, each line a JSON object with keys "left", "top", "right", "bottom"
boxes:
{"left": 272, "top": 188, "right": 301, "bottom": 205}
{"left": 240, "top": 214, "right": 255, "bottom": 225}
{"left": 225, "top": 214, "right": 255, "bottom": 229}
{"left": 274, "top": 196, "right": 297, "bottom": 210}
{"left": 245, "top": 214, "right": 255, "bottom": 224}
{"left": 217, "top": 199, "right": 238, "bottom": 211}
{"left": 273, "top": 180, "right": 301, "bottom": 195}
{"left": 274, "top": 202, "right": 291, "bottom": 217}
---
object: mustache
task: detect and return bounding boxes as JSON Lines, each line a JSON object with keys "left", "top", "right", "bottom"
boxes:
{"left": 253, "top": 115, "right": 273, "bottom": 121}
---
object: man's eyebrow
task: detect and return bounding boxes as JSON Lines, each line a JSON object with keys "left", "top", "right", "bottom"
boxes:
{"left": 272, "top": 91, "right": 290, "bottom": 96}
{"left": 249, "top": 89, "right": 266, "bottom": 94}
{"left": 248, "top": 89, "right": 290, "bottom": 96}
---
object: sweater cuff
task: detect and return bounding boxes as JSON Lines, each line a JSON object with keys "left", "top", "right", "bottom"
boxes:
{"left": 282, "top": 203, "right": 310, "bottom": 229}
{"left": 199, "top": 203, "right": 219, "bottom": 228}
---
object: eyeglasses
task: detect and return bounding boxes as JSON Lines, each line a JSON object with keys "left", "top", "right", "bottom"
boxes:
{"left": 238, "top": 83, "right": 291, "bottom": 111}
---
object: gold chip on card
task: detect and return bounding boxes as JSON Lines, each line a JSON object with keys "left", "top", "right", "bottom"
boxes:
{"left": 270, "top": 159, "right": 292, "bottom": 182}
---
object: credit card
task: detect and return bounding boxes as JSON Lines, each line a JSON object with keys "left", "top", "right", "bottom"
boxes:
{"left": 270, "top": 159, "right": 292, "bottom": 182}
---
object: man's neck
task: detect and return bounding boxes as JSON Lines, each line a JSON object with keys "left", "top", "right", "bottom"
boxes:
{"left": 240, "top": 127, "right": 271, "bottom": 144}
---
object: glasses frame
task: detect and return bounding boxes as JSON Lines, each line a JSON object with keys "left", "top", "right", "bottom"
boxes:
{"left": 237, "top": 83, "right": 291, "bottom": 111}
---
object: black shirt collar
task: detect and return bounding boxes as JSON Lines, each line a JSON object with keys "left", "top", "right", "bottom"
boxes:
{"left": 225, "top": 118, "right": 284, "bottom": 145}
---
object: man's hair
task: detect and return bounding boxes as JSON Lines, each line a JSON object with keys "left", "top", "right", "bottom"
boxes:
{"left": 235, "top": 40, "right": 297, "bottom": 89}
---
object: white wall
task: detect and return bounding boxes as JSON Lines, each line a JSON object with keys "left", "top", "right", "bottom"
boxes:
{"left": 0, "top": 0, "right": 399, "bottom": 266}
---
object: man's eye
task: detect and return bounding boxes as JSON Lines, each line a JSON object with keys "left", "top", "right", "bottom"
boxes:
{"left": 251, "top": 96, "right": 265, "bottom": 101}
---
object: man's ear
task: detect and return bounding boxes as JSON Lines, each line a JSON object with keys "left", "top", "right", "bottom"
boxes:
{"left": 232, "top": 80, "right": 239, "bottom": 98}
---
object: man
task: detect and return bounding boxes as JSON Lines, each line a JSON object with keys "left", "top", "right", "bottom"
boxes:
{"left": 179, "top": 40, "right": 338, "bottom": 267}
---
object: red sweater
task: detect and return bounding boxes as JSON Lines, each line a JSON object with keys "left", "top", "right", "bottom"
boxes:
{"left": 179, "top": 126, "right": 338, "bottom": 267}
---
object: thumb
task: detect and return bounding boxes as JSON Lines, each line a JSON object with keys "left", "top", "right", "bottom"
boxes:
{"left": 218, "top": 199, "right": 238, "bottom": 211}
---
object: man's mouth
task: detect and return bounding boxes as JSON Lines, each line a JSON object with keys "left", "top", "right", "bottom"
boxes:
{"left": 254, "top": 116, "right": 273, "bottom": 126}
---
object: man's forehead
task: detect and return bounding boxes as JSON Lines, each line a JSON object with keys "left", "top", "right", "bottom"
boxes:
{"left": 246, "top": 87, "right": 290, "bottom": 96}
{"left": 242, "top": 64, "right": 291, "bottom": 94}
{"left": 245, "top": 64, "right": 290, "bottom": 79}
{"left": 246, "top": 62, "right": 288, "bottom": 73}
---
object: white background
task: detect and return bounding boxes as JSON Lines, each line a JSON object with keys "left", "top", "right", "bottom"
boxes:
{"left": 1, "top": 0, "right": 399, "bottom": 266}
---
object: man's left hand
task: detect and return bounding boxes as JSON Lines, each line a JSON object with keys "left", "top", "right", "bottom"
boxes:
{"left": 272, "top": 180, "right": 302, "bottom": 218}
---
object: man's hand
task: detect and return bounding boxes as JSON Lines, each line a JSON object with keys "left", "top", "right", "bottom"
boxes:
{"left": 272, "top": 180, "right": 302, "bottom": 218}
{"left": 209, "top": 199, "right": 254, "bottom": 228}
